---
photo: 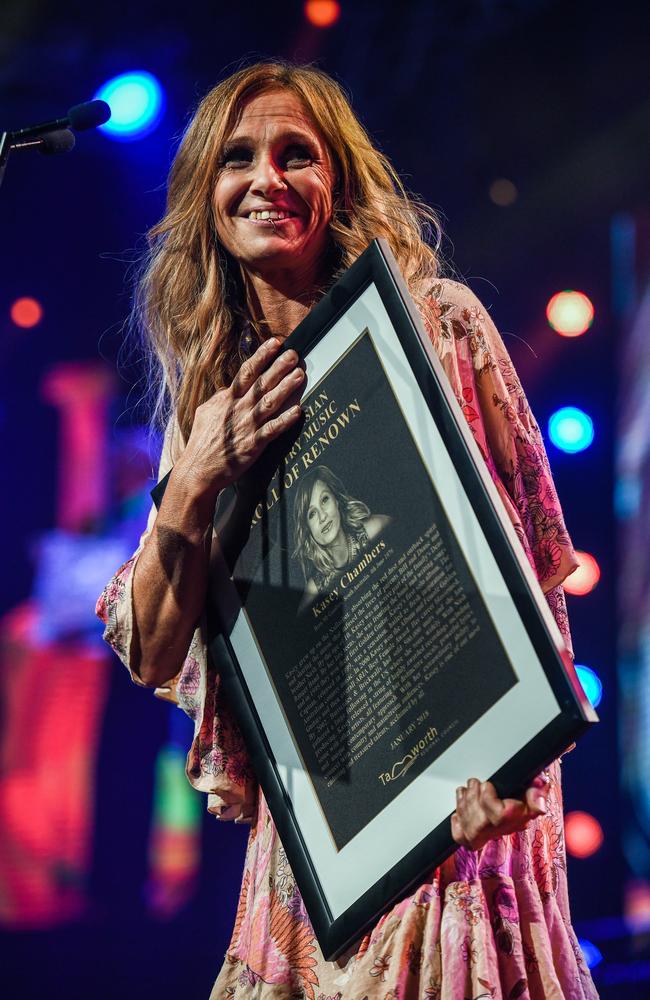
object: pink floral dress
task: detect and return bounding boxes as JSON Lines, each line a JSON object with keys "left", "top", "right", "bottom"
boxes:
{"left": 97, "top": 279, "right": 599, "bottom": 999}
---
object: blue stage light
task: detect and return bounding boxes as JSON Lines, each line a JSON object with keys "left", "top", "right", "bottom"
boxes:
{"left": 548, "top": 406, "right": 594, "bottom": 453}
{"left": 94, "top": 71, "right": 164, "bottom": 140}
{"left": 578, "top": 938, "right": 603, "bottom": 970}
{"left": 575, "top": 664, "right": 603, "bottom": 709}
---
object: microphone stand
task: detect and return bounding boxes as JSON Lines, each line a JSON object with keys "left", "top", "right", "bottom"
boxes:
{"left": 0, "top": 132, "right": 11, "bottom": 189}
{"left": 0, "top": 99, "right": 110, "bottom": 191}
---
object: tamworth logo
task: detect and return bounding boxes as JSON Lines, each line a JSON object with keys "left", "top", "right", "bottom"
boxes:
{"left": 378, "top": 726, "right": 438, "bottom": 786}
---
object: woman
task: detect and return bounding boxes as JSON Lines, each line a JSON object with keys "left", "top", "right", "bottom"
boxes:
{"left": 96, "top": 61, "right": 597, "bottom": 998}
{"left": 293, "top": 464, "right": 390, "bottom": 596}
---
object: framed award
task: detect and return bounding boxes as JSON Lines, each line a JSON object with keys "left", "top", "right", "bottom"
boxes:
{"left": 154, "top": 239, "right": 596, "bottom": 959}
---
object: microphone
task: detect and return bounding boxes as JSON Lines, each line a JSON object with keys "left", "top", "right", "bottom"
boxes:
{"left": 9, "top": 129, "right": 76, "bottom": 155}
{"left": 40, "top": 130, "right": 76, "bottom": 155}
{"left": 67, "top": 100, "right": 111, "bottom": 131}
{"left": 9, "top": 100, "right": 111, "bottom": 144}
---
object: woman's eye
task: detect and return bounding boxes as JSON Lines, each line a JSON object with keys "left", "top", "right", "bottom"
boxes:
{"left": 284, "top": 145, "right": 313, "bottom": 167}
{"left": 308, "top": 509, "right": 316, "bottom": 521}
{"left": 321, "top": 494, "right": 330, "bottom": 504}
{"left": 221, "top": 147, "right": 252, "bottom": 167}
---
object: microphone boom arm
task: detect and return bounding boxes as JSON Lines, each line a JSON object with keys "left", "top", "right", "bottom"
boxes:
{"left": 0, "top": 97, "right": 108, "bottom": 191}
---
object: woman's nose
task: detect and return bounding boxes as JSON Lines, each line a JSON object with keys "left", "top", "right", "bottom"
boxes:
{"left": 250, "top": 155, "right": 286, "bottom": 197}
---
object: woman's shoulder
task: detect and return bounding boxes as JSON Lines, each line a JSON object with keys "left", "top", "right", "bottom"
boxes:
{"left": 363, "top": 513, "right": 391, "bottom": 541}
{"left": 425, "top": 277, "right": 505, "bottom": 355}
{"left": 429, "top": 276, "right": 490, "bottom": 315}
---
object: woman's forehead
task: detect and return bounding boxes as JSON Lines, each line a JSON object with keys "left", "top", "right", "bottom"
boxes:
{"left": 228, "top": 89, "right": 324, "bottom": 142}
{"left": 309, "top": 478, "right": 329, "bottom": 500}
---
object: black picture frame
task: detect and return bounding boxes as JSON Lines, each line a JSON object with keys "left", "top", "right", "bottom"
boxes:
{"left": 153, "top": 239, "right": 596, "bottom": 960}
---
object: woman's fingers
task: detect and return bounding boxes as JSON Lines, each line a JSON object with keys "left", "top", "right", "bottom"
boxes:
{"left": 452, "top": 782, "right": 478, "bottom": 847}
{"left": 478, "top": 780, "right": 508, "bottom": 826}
{"left": 523, "top": 779, "right": 550, "bottom": 816}
{"left": 231, "top": 337, "right": 283, "bottom": 397}
{"left": 256, "top": 404, "right": 303, "bottom": 443}
{"left": 530, "top": 769, "right": 551, "bottom": 791}
{"left": 233, "top": 339, "right": 304, "bottom": 432}
{"left": 249, "top": 348, "right": 302, "bottom": 404}
{"left": 452, "top": 776, "right": 550, "bottom": 850}
{"left": 450, "top": 809, "right": 468, "bottom": 846}
{"left": 252, "top": 365, "right": 305, "bottom": 424}
{"left": 232, "top": 339, "right": 302, "bottom": 402}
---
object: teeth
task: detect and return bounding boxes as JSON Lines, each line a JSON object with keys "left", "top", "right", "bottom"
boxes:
{"left": 248, "top": 210, "right": 291, "bottom": 221}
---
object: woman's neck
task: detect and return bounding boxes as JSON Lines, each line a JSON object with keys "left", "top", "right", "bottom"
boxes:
{"left": 329, "top": 531, "right": 350, "bottom": 569}
{"left": 241, "top": 260, "right": 326, "bottom": 340}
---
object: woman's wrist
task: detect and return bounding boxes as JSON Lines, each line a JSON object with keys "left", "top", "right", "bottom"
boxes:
{"left": 159, "top": 456, "right": 223, "bottom": 541}
{"left": 173, "top": 451, "right": 226, "bottom": 504}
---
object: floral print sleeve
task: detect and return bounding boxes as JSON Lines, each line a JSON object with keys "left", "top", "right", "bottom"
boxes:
{"left": 428, "top": 279, "right": 579, "bottom": 655}
{"left": 95, "top": 419, "right": 257, "bottom": 823}
{"left": 95, "top": 482, "right": 164, "bottom": 690}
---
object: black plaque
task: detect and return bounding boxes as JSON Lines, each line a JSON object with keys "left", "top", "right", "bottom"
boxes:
{"left": 233, "top": 331, "right": 518, "bottom": 849}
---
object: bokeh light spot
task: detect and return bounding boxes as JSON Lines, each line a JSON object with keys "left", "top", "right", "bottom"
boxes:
{"left": 565, "top": 811, "right": 604, "bottom": 859}
{"left": 10, "top": 297, "right": 43, "bottom": 328}
{"left": 575, "top": 664, "right": 603, "bottom": 709}
{"left": 565, "top": 550, "right": 601, "bottom": 596}
{"left": 489, "top": 178, "right": 518, "bottom": 207}
{"left": 578, "top": 938, "right": 603, "bottom": 970}
{"left": 94, "top": 71, "right": 165, "bottom": 140}
{"left": 547, "top": 290, "right": 594, "bottom": 337}
{"left": 548, "top": 406, "right": 594, "bottom": 453}
{"left": 304, "top": 0, "right": 341, "bottom": 27}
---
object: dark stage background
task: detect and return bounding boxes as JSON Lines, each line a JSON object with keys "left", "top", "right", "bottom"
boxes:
{"left": 1, "top": 1, "right": 649, "bottom": 996}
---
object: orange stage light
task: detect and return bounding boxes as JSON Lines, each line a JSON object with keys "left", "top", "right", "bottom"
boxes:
{"left": 489, "top": 178, "right": 518, "bottom": 207}
{"left": 565, "top": 550, "right": 601, "bottom": 596}
{"left": 546, "top": 290, "right": 594, "bottom": 337}
{"left": 565, "top": 811, "right": 604, "bottom": 859}
{"left": 304, "top": 0, "right": 341, "bottom": 28}
{"left": 10, "top": 297, "right": 43, "bottom": 328}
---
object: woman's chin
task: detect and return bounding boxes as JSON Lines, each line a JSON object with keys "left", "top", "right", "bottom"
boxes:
{"left": 235, "top": 232, "right": 329, "bottom": 282}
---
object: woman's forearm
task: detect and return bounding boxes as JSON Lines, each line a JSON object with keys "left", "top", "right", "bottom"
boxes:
{"left": 130, "top": 341, "right": 305, "bottom": 687}
{"left": 131, "top": 458, "right": 222, "bottom": 687}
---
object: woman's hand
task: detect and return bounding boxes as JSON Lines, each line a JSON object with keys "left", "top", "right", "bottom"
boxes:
{"left": 451, "top": 773, "right": 550, "bottom": 851}
{"left": 176, "top": 337, "right": 304, "bottom": 500}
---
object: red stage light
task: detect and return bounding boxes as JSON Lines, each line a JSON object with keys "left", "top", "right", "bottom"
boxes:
{"left": 10, "top": 297, "right": 43, "bottom": 328}
{"left": 565, "top": 550, "right": 601, "bottom": 596}
{"left": 546, "top": 290, "right": 594, "bottom": 337}
{"left": 565, "top": 811, "right": 604, "bottom": 859}
{"left": 304, "top": 0, "right": 341, "bottom": 28}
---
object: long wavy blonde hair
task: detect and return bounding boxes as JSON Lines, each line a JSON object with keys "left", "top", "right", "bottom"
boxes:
{"left": 136, "top": 60, "right": 442, "bottom": 449}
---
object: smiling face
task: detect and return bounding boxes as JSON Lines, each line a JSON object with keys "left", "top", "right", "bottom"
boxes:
{"left": 212, "top": 89, "right": 336, "bottom": 283}
{"left": 307, "top": 479, "right": 342, "bottom": 548}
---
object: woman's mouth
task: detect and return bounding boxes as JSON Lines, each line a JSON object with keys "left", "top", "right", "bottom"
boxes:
{"left": 321, "top": 520, "right": 333, "bottom": 535}
{"left": 245, "top": 209, "right": 298, "bottom": 225}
